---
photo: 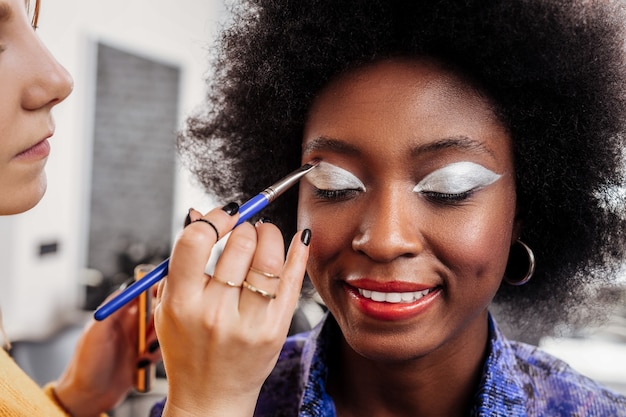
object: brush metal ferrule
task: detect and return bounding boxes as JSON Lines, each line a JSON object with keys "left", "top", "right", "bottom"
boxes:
{"left": 260, "top": 160, "right": 319, "bottom": 202}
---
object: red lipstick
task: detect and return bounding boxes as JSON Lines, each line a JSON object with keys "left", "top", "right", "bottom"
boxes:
{"left": 345, "top": 279, "right": 441, "bottom": 321}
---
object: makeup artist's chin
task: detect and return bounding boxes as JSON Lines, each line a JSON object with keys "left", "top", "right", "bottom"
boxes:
{"left": 1, "top": 175, "right": 47, "bottom": 215}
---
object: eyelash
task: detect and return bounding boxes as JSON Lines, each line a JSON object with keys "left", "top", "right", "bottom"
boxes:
{"left": 313, "top": 188, "right": 361, "bottom": 201}
{"left": 313, "top": 187, "right": 478, "bottom": 205}
{"left": 419, "top": 189, "right": 476, "bottom": 204}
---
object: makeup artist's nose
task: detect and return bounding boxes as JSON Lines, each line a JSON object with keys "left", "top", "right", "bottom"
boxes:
{"left": 21, "top": 34, "right": 73, "bottom": 110}
{"left": 352, "top": 188, "right": 424, "bottom": 262}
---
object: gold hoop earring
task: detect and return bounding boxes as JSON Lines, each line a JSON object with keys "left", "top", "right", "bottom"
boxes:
{"left": 504, "top": 239, "right": 535, "bottom": 286}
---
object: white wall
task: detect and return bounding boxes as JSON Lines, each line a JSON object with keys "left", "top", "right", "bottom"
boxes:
{"left": 0, "top": 0, "right": 224, "bottom": 341}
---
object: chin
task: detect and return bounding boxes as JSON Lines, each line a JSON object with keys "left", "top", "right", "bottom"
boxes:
{"left": 0, "top": 177, "right": 47, "bottom": 215}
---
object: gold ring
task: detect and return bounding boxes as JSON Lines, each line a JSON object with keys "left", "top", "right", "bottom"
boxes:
{"left": 249, "top": 266, "right": 280, "bottom": 279}
{"left": 211, "top": 275, "right": 242, "bottom": 288}
{"left": 242, "top": 280, "right": 276, "bottom": 299}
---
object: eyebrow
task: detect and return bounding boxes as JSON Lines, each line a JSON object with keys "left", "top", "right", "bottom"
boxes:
{"left": 302, "top": 136, "right": 362, "bottom": 156}
{"left": 303, "top": 135, "right": 495, "bottom": 158}
{"left": 411, "top": 136, "right": 496, "bottom": 158}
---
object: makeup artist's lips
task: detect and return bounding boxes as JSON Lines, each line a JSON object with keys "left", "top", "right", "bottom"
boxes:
{"left": 345, "top": 278, "right": 441, "bottom": 321}
{"left": 15, "top": 138, "right": 51, "bottom": 161}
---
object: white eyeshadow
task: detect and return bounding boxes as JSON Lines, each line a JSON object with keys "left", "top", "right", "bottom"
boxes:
{"left": 413, "top": 161, "right": 502, "bottom": 194}
{"left": 306, "top": 161, "right": 366, "bottom": 191}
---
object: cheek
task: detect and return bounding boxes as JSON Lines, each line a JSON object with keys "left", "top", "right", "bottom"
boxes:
{"left": 297, "top": 194, "right": 354, "bottom": 280}
{"left": 430, "top": 191, "right": 516, "bottom": 282}
{"left": 451, "top": 219, "right": 511, "bottom": 273}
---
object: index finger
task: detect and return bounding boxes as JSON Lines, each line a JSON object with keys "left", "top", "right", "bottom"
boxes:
{"left": 166, "top": 203, "right": 240, "bottom": 302}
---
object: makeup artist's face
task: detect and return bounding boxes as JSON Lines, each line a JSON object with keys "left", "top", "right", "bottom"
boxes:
{"left": 0, "top": 0, "right": 72, "bottom": 215}
{"left": 298, "top": 58, "right": 517, "bottom": 362}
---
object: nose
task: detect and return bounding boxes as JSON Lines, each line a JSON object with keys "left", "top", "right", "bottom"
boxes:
{"left": 21, "top": 34, "right": 73, "bottom": 110}
{"left": 352, "top": 186, "right": 424, "bottom": 262}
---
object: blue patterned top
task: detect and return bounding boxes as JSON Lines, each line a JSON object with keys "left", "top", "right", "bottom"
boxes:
{"left": 149, "top": 313, "right": 626, "bottom": 416}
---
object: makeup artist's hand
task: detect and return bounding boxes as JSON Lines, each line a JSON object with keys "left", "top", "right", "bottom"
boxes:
{"left": 155, "top": 204, "right": 310, "bottom": 417}
{"left": 53, "top": 290, "right": 161, "bottom": 417}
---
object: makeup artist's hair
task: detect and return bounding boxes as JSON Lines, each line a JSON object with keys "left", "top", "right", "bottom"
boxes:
{"left": 27, "top": 0, "right": 40, "bottom": 29}
{"left": 179, "top": 0, "right": 626, "bottom": 338}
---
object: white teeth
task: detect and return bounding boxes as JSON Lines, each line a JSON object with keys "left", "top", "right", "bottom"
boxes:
{"left": 371, "top": 291, "right": 386, "bottom": 302}
{"left": 401, "top": 292, "right": 414, "bottom": 302}
{"left": 358, "top": 288, "right": 433, "bottom": 303}
{"left": 386, "top": 293, "right": 402, "bottom": 303}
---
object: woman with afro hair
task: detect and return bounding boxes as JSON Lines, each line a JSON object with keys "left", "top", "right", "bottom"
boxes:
{"left": 151, "top": 0, "right": 626, "bottom": 415}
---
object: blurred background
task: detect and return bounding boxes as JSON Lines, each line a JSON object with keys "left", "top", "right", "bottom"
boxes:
{"left": 0, "top": 0, "right": 224, "bottom": 413}
{"left": 0, "top": 0, "right": 624, "bottom": 415}
{"left": 0, "top": 0, "right": 226, "bottom": 339}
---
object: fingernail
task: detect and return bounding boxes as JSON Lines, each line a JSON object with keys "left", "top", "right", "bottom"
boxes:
{"left": 222, "top": 202, "right": 239, "bottom": 216}
{"left": 137, "top": 359, "right": 151, "bottom": 369}
{"left": 148, "top": 340, "right": 160, "bottom": 353}
{"left": 258, "top": 217, "right": 272, "bottom": 224}
{"left": 301, "top": 229, "right": 312, "bottom": 246}
{"left": 184, "top": 208, "right": 194, "bottom": 227}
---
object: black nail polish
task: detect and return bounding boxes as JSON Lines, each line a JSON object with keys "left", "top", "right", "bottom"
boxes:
{"left": 258, "top": 217, "right": 272, "bottom": 224}
{"left": 137, "top": 359, "right": 151, "bottom": 369}
{"left": 184, "top": 208, "right": 192, "bottom": 227}
{"left": 301, "top": 229, "right": 312, "bottom": 246}
{"left": 148, "top": 340, "right": 160, "bottom": 353}
{"left": 222, "top": 202, "right": 239, "bottom": 216}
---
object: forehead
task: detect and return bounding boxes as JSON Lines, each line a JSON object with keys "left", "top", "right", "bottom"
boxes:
{"left": 303, "top": 57, "right": 510, "bottom": 162}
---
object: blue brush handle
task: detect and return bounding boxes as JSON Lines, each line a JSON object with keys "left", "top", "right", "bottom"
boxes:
{"left": 94, "top": 193, "right": 270, "bottom": 321}
{"left": 235, "top": 193, "right": 269, "bottom": 226}
{"left": 94, "top": 258, "right": 169, "bottom": 321}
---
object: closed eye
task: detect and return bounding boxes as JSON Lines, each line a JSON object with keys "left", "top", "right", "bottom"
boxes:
{"left": 313, "top": 188, "right": 361, "bottom": 201}
{"left": 307, "top": 161, "right": 366, "bottom": 201}
{"left": 413, "top": 161, "right": 501, "bottom": 204}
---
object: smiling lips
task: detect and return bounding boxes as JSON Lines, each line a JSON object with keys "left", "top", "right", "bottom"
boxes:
{"left": 346, "top": 280, "right": 441, "bottom": 321}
